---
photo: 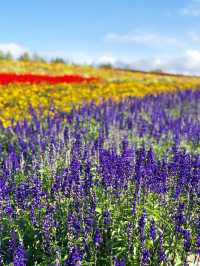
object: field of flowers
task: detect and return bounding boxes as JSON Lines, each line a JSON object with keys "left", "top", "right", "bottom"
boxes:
{"left": 0, "top": 60, "right": 200, "bottom": 265}
{"left": 1, "top": 60, "right": 200, "bottom": 127}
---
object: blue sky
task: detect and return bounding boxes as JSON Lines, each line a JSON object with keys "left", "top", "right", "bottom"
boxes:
{"left": 1, "top": 0, "right": 200, "bottom": 74}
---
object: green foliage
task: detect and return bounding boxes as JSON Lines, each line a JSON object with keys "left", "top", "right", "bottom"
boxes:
{"left": 0, "top": 50, "right": 13, "bottom": 60}
{"left": 32, "top": 53, "right": 46, "bottom": 63}
{"left": 51, "top": 57, "right": 66, "bottom": 64}
{"left": 0, "top": 51, "right": 6, "bottom": 60}
{"left": 83, "top": 118, "right": 100, "bottom": 142}
{"left": 18, "top": 52, "right": 31, "bottom": 62}
{"left": 98, "top": 63, "right": 113, "bottom": 69}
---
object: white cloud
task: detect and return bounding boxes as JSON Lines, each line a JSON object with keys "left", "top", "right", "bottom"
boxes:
{"left": 129, "top": 49, "right": 200, "bottom": 75}
{"left": 95, "top": 54, "right": 117, "bottom": 65}
{"left": 0, "top": 43, "right": 29, "bottom": 57}
{"left": 104, "top": 32, "right": 181, "bottom": 46}
{"left": 180, "top": 0, "right": 200, "bottom": 16}
{"left": 103, "top": 30, "right": 200, "bottom": 74}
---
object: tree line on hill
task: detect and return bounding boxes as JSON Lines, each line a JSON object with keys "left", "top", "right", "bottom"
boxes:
{"left": 0, "top": 50, "right": 66, "bottom": 64}
{"left": 0, "top": 50, "right": 165, "bottom": 74}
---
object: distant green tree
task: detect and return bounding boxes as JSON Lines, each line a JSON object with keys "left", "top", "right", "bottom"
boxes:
{"left": 98, "top": 63, "right": 113, "bottom": 69}
{"left": 5, "top": 52, "right": 13, "bottom": 60}
{"left": 18, "top": 52, "right": 31, "bottom": 61}
{"left": 51, "top": 57, "right": 66, "bottom": 64}
{"left": 32, "top": 53, "right": 46, "bottom": 63}
{"left": 0, "top": 51, "right": 6, "bottom": 60}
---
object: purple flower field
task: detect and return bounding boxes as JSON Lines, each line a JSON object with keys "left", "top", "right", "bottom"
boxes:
{"left": 0, "top": 89, "right": 200, "bottom": 265}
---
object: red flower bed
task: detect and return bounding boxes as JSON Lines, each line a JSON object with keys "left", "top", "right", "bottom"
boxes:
{"left": 0, "top": 73, "right": 98, "bottom": 84}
